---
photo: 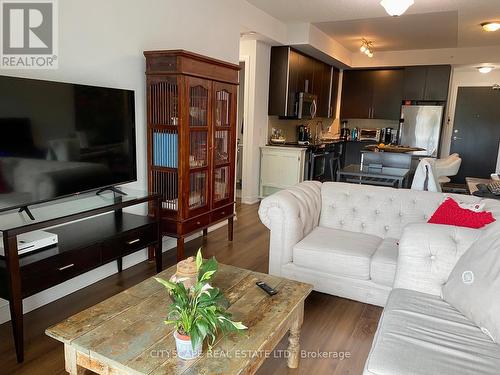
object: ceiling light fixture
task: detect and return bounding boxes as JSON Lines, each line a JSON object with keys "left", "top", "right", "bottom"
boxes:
{"left": 380, "top": 0, "right": 414, "bottom": 17}
{"left": 478, "top": 66, "right": 494, "bottom": 74}
{"left": 481, "top": 22, "right": 500, "bottom": 32}
{"left": 360, "top": 39, "right": 374, "bottom": 58}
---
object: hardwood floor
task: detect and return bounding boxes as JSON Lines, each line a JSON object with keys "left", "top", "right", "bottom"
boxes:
{"left": 0, "top": 202, "right": 382, "bottom": 375}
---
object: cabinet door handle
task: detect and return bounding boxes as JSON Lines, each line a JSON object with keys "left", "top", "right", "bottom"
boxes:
{"left": 58, "top": 264, "right": 75, "bottom": 271}
{"left": 196, "top": 221, "right": 201, "bottom": 225}
{"left": 127, "top": 239, "right": 140, "bottom": 245}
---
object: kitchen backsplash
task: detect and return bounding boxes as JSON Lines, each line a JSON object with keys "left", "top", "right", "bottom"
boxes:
{"left": 341, "top": 118, "right": 399, "bottom": 130}
{"left": 268, "top": 116, "right": 336, "bottom": 143}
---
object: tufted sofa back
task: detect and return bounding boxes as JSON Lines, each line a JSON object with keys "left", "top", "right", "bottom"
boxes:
{"left": 319, "top": 182, "right": 482, "bottom": 239}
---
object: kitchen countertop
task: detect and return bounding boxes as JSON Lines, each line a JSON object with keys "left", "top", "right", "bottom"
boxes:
{"left": 266, "top": 139, "right": 344, "bottom": 149}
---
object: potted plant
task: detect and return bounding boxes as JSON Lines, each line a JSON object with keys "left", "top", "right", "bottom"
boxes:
{"left": 155, "top": 249, "right": 247, "bottom": 360}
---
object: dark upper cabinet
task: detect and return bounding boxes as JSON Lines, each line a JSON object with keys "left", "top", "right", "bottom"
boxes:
{"left": 330, "top": 68, "right": 340, "bottom": 119}
{"left": 403, "top": 65, "right": 451, "bottom": 101}
{"left": 403, "top": 67, "right": 426, "bottom": 101}
{"left": 424, "top": 65, "right": 451, "bottom": 101}
{"left": 371, "top": 69, "right": 404, "bottom": 120}
{"left": 341, "top": 70, "right": 374, "bottom": 119}
{"left": 341, "top": 69, "right": 403, "bottom": 120}
{"left": 268, "top": 46, "right": 338, "bottom": 118}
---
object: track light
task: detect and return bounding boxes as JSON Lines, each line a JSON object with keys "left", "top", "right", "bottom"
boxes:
{"left": 360, "top": 39, "right": 374, "bottom": 57}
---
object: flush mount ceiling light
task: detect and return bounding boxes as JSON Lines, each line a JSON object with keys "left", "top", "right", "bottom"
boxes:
{"left": 360, "top": 39, "right": 374, "bottom": 58}
{"left": 478, "top": 66, "right": 494, "bottom": 74}
{"left": 481, "top": 22, "right": 500, "bottom": 32}
{"left": 380, "top": 0, "right": 414, "bottom": 17}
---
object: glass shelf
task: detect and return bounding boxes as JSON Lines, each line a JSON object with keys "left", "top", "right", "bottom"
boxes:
{"left": 0, "top": 188, "right": 156, "bottom": 234}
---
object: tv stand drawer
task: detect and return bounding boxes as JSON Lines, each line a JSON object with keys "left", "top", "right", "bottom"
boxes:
{"left": 102, "top": 224, "right": 157, "bottom": 262}
{"left": 21, "top": 245, "right": 101, "bottom": 297}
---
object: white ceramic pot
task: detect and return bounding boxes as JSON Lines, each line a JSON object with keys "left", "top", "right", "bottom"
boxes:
{"left": 174, "top": 330, "right": 202, "bottom": 360}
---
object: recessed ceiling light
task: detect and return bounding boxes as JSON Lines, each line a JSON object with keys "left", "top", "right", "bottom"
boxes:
{"left": 240, "top": 31, "right": 257, "bottom": 37}
{"left": 481, "top": 22, "right": 500, "bottom": 32}
{"left": 478, "top": 66, "right": 494, "bottom": 74}
{"left": 380, "top": 0, "right": 414, "bottom": 17}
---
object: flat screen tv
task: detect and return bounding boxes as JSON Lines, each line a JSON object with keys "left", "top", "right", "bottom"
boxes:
{"left": 0, "top": 75, "right": 136, "bottom": 213}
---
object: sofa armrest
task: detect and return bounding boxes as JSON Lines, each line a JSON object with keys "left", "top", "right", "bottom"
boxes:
{"left": 258, "top": 181, "right": 322, "bottom": 276}
{"left": 394, "top": 223, "right": 481, "bottom": 296}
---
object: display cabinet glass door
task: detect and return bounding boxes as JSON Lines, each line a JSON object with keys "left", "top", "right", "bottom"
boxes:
{"left": 186, "top": 77, "right": 211, "bottom": 217}
{"left": 148, "top": 76, "right": 179, "bottom": 213}
{"left": 212, "top": 83, "right": 236, "bottom": 208}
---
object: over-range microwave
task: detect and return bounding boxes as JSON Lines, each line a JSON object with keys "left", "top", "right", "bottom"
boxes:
{"left": 296, "top": 92, "right": 317, "bottom": 119}
{"left": 358, "top": 128, "right": 381, "bottom": 141}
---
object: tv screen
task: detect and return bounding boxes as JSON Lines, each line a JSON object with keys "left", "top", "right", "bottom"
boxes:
{"left": 0, "top": 75, "right": 136, "bottom": 212}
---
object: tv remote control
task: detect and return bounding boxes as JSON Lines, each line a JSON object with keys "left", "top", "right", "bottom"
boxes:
{"left": 256, "top": 281, "right": 278, "bottom": 296}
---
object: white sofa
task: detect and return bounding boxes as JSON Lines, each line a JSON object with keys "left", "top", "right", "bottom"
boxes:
{"left": 259, "top": 181, "right": 500, "bottom": 374}
{"left": 258, "top": 181, "right": 494, "bottom": 306}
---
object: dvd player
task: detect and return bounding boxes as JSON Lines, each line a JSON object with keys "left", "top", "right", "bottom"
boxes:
{"left": 0, "top": 230, "right": 58, "bottom": 256}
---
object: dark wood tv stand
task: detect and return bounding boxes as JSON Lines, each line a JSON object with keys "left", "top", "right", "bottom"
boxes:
{"left": 0, "top": 189, "right": 162, "bottom": 363}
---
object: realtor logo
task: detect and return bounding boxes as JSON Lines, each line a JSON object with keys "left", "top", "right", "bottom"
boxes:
{"left": 1, "top": 0, "right": 58, "bottom": 69}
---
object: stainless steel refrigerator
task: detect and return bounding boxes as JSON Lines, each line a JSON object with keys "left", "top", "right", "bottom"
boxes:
{"left": 399, "top": 105, "right": 444, "bottom": 157}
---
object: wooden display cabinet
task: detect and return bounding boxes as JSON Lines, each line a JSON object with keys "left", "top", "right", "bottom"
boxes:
{"left": 144, "top": 50, "right": 239, "bottom": 260}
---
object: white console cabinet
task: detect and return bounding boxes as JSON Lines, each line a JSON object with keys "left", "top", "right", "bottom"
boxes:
{"left": 260, "top": 146, "right": 306, "bottom": 198}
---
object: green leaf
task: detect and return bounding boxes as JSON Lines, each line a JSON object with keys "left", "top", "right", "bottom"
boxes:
{"left": 231, "top": 321, "right": 248, "bottom": 330}
{"left": 155, "top": 277, "right": 176, "bottom": 290}
{"left": 196, "top": 248, "right": 203, "bottom": 271}
{"left": 198, "top": 258, "right": 218, "bottom": 281}
{"left": 200, "top": 270, "right": 217, "bottom": 282}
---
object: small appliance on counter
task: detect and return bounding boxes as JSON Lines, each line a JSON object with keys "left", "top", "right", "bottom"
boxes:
{"left": 340, "top": 121, "right": 350, "bottom": 140}
{"left": 380, "top": 127, "right": 395, "bottom": 144}
{"left": 358, "top": 128, "right": 381, "bottom": 142}
{"left": 298, "top": 124, "right": 311, "bottom": 145}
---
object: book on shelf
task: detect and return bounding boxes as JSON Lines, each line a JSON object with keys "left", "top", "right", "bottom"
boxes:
{"left": 153, "top": 132, "right": 178, "bottom": 168}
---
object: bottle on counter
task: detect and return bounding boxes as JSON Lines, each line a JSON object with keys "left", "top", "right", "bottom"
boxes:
{"left": 351, "top": 127, "right": 358, "bottom": 141}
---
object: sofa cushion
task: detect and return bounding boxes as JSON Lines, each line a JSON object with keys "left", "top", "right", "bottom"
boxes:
{"left": 293, "top": 226, "right": 382, "bottom": 280}
{"left": 443, "top": 223, "right": 500, "bottom": 343}
{"left": 370, "top": 238, "right": 398, "bottom": 287}
{"left": 393, "top": 223, "right": 481, "bottom": 296}
{"left": 319, "top": 182, "right": 480, "bottom": 239}
{"left": 364, "top": 288, "right": 500, "bottom": 375}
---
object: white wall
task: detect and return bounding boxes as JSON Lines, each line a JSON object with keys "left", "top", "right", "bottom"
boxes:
{"left": 0, "top": 0, "right": 242, "bottom": 322}
{"left": 441, "top": 67, "right": 500, "bottom": 158}
{"left": 239, "top": 40, "right": 271, "bottom": 204}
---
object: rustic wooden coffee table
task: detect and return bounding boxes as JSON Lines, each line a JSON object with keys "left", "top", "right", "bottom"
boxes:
{"left": 46, "top": 263, "right": 313, "bottom": 374}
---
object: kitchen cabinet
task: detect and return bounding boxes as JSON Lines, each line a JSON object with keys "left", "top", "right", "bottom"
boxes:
{"left": 341, "top": 69, "right": 403, "bottom": 120}
{"left": 260, "top": 146, "right": 306, "bottom": 197}
{"left": 268, "top": 46, "right": 338, "bottom": 118}
{"left": 403, "top": 65, "right": 451, "bottom": 101}
{"left": 371, "top": 69, "right": 404, "bottom": 119}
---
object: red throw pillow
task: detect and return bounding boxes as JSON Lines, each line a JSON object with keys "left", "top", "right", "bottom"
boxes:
{"left": 428, "top": 197, "right": 495, "bottom": 229}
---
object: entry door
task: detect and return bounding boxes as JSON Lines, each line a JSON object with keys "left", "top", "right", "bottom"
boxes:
{"left": 450, "top": 87, "right": 500, "bottom": 183}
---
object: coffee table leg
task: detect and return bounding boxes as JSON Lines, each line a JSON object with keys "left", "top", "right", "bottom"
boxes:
{"left": 64, "top": 345, "right": 82, "bottom": 375}
{"left": 287, "top": 301, "right": 304, "bottom": 369}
